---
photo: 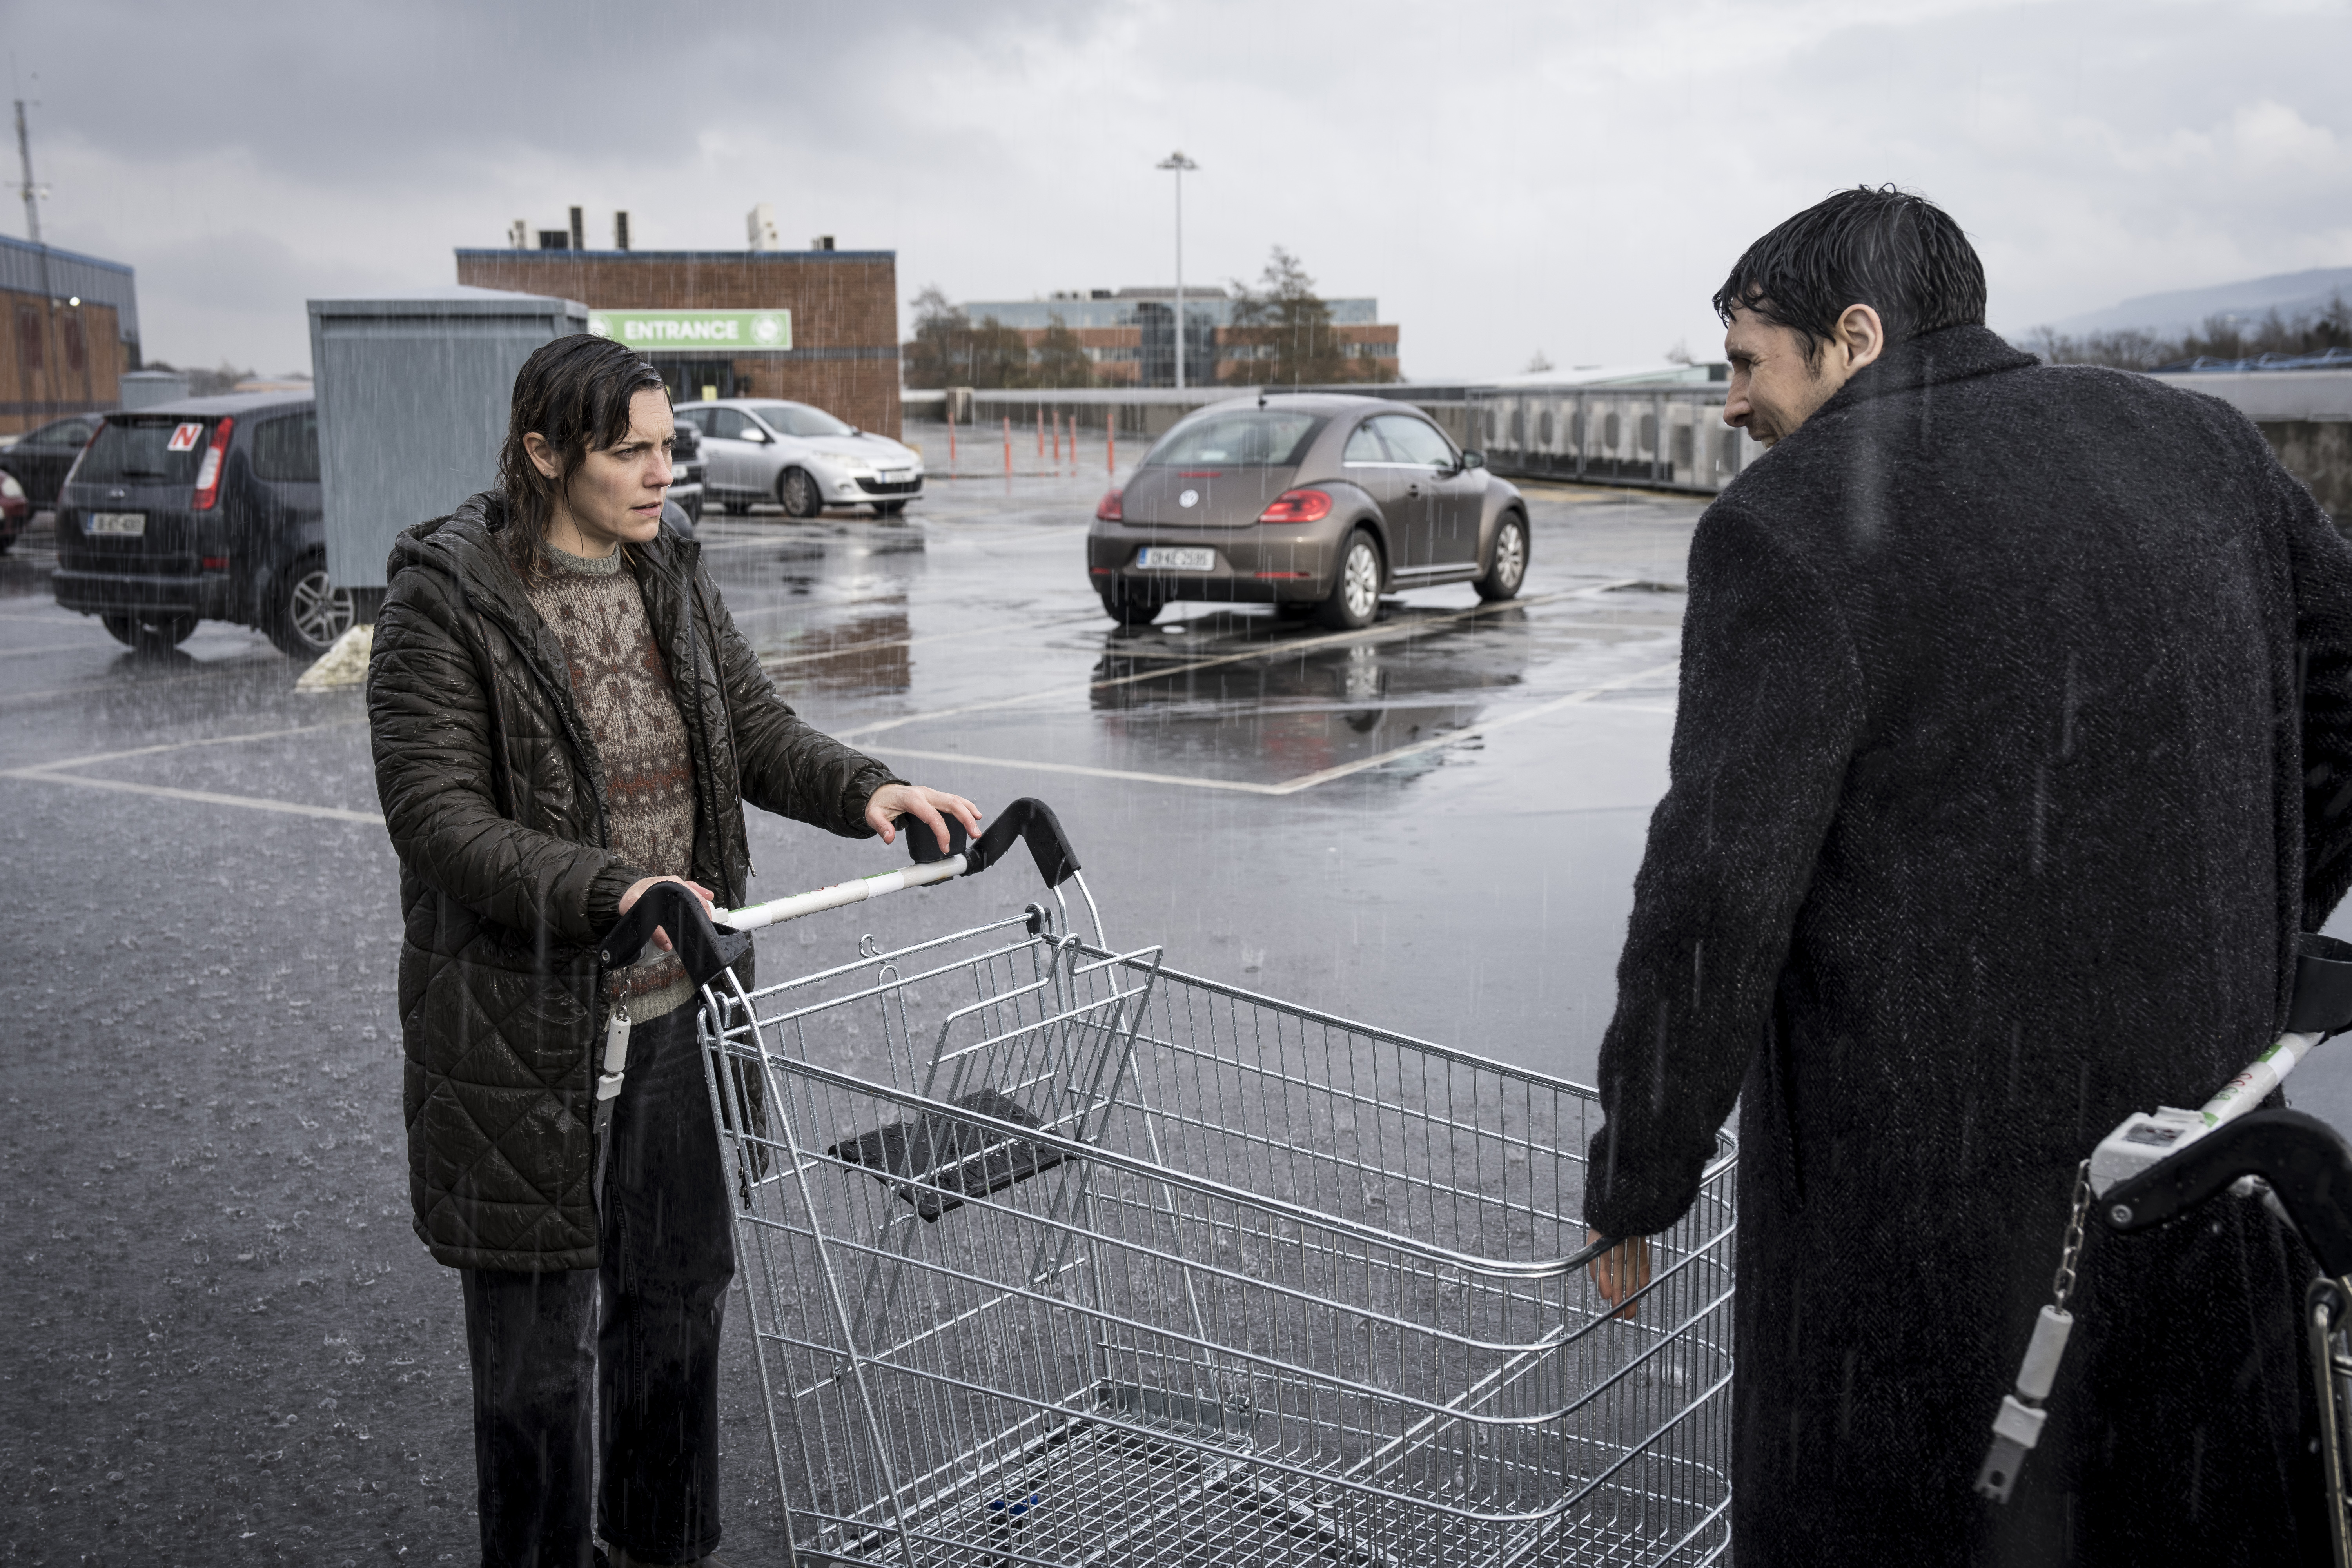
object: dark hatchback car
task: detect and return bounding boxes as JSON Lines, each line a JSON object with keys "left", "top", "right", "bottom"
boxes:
{"left": 0, "top": 412, "right": 103, "bottom": 512}
{"left": 1087, "top": 394, "right": 1529, "bottom": 629}
{"left": 53, "top": 391, "right": 356, "bottom": 656}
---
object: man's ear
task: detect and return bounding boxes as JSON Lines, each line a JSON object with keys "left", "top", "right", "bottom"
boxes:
{"left": 1836, "top": 304, "right": 1886, "bottom": 372}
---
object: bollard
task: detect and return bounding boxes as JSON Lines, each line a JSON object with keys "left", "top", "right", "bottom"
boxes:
{"left": 1003, "top": 416, "right": 1012, "bottom": 483}
{"left": 1035, "top": 408, "right": 1043, "bottom": 461}
{"left": 1107, "top": 417, "right": 1115, "bottom": 476}
{"left": 948, "top": 407, "right": 956, "bottom": 474}
{"left": 1052, "top": 412, "right": 1062, "bottom": 467}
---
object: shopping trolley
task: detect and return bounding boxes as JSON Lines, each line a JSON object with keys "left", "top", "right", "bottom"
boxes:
{"left": 603, "top": 800, "right": 1737, "bottom": 1567}
{"left": 1975, "top": 933, "right": 2352, "bottom": 1562}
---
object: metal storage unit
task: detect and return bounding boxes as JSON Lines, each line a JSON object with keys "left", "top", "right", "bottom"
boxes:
{"left": 307, "top": 285, "right": 587, "bottom": 589}
{"left": 1471, "top": 386, "right": 1762, "bottom": 495}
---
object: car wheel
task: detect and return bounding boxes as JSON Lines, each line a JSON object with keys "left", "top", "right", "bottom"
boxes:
{"left": 1475, "top": 512, "right": 1529, "bottom": 602}
{"left": 268, "top": 552, "right": 358, "bottom": 659}
{"left": 1100, "top": 584, "right": 1161, "bottom": 627}
{"left": 102, "top": 612, "right": 197, "bottom": 651}
{"left": 1315, "top": 530, "right": 1383, "bottom": 631}
{"left": 779, "top": 468, "right": 822, "bottom": 519}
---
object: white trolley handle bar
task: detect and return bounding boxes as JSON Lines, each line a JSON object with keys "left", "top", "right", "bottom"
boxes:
{"left": 718, "top": 856, "right": 967, "bottom": 933}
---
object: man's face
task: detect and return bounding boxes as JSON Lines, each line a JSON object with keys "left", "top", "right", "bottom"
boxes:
{"left": 1720, "top": 305, "right": 1881, "bottom": 448}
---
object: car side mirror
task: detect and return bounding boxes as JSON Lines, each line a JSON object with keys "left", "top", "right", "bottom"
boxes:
{"left": 741, "top": 427, "right": 768, "bottom": 443}
{"left": 1459, "top": 450, "right": 1488, "bottom": 470}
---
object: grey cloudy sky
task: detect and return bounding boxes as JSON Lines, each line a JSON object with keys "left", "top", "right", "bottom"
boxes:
{"left": 12, "top": 0, "right": 2350, "bottom": 379}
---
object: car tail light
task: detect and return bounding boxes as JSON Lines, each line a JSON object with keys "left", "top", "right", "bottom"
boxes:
{"left": 200, "top": 555, "right": 229, "bottom": 570}
{"left": 1095, "top": 488, "right": 1123, "bottom": 522}
{"left": 191, "top": 417, "right": 235, "bottom": 511}
{"left": 1258, "top": 488, "right": 1332, "bottom": 524}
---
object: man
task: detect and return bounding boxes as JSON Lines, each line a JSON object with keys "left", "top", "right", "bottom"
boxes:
{"left": 1581, "top": 187, "right": 2352, "bottom": 1564}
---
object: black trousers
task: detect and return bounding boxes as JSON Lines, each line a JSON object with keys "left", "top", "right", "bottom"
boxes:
{"left": 459, "top": 1003, "right": 735, "bottom": 1568}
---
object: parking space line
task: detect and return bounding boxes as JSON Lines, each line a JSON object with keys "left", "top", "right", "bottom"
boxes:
{"left": 756, "top": 611, "right": 1103, "bottom": 669}
{"left": 866, "top": 658, "right": 1682, "bottom": 796}
{"left": 14, "top": 720, "right": 361, "bottom": 776}
{"left": 0, "top": 639, "right": 118, "bottom": 658}
{"left": 0, "top": 768, "right": 384, "bottom": 824}
{"left": 835, "top": 582, "right": 1643, "bottom": 743}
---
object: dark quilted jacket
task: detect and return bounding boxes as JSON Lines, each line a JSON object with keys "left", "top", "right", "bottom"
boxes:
{"left": 368, "top": 491, "right": 899, "bottom": 1270}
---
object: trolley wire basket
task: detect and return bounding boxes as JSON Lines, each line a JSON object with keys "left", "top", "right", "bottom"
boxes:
{"left": 665, "top": 801, "right": 1737, "bottom": 1567}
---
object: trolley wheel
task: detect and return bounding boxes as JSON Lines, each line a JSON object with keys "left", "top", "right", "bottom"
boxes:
{"left": 779, "top": 467, "right": 822, "bottom": 518}
{"left": 1315, "top": 528, "right": 1383, "bottom": 630}
{"left": 1475, "top": 512, "right": 1529, "bottom": 602}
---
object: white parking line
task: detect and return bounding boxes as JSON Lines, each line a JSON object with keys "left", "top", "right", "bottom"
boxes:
{"left": 867, "top": 659, "right": 1681, "bottom": 796}
{"left": 0, "top": 768, "right": 385, "bottom": 824}
{"left": 834, "top": 583, "right": 1640, "bottom": 743}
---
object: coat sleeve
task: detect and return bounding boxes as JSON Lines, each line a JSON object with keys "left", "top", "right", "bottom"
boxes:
{"left": 699, "top": 565, "right": 903, "bottom": 837}
{"left": 369, "top": 572, "right": 639, "bottom": 946}
{"left": 2284, "top": 472, "right": 2352, "bottom": 929}
{"left": 1583, "top": 503, "right": 1866, "bottom": 1238}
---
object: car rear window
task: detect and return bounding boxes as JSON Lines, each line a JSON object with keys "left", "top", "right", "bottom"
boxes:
{"left": 749, "top": 402, "right": 853, "bottom": 438}
{"left": 250, "top": 410, "right": 319, "bottom": 483}
{"left": 1144, "top": 411, "right": 1324, "bottom": 468}
{"left": 76, "top": 416, "right": 216, "bottom": 485}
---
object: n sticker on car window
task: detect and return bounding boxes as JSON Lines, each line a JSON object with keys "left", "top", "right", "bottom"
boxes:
{"left": 167, "top": 422, "right": 205, "bottom": 453}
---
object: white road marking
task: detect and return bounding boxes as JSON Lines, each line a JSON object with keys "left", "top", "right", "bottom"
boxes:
{"left": 867, "top": 658, "right": 1681, "bottom": 796}
{"left": 0, "top": 639, "right": 120, "bottom": 658}
{"left": 0, "top": 768, "right": 383, "bottom": 824}
{"left": 835, "top": 583, "right": 1641, "bottom": 742}
{"left": 14, "top": 720, "right": 361, "bottom": 775}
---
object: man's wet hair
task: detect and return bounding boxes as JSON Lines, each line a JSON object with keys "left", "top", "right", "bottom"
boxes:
{"left": 1713, "top": 185, "right": 1985, "bottom": 363}
{"left": 498, "top": 334, "right": 669, "bottom": 569}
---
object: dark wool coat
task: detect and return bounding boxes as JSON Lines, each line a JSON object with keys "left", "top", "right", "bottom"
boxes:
{"left": 1584, "top": 325, "right": 2352, "bottom": 1566}
{"left": 368, "top": 492, "right": 898, "bottom": 1270}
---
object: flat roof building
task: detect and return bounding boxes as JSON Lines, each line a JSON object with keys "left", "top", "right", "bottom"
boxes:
{"left": 0, "top": 234, "right": 140, "bottom": 434}
{"left": 942, "top": 287, "right": 1399, "bottom": 387}
{"left": 454, "top": 244, "right": 903, "bottom": 436}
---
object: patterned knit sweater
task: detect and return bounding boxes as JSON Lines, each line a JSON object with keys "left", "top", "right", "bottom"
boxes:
{"left": 524, "top": 539, "right": 698, "bottom": 1020}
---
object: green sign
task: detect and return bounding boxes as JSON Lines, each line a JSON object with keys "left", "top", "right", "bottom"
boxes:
{"left": 586, "top": 309, "right": 792, "bottom": 352}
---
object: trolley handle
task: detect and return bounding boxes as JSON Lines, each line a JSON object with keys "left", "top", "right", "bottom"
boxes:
{"left": 2100, "top": 1108, "right": 2352, "bottom": 1278}
{"left": 607, "top": 797, "right": 1088, "bottom": 953}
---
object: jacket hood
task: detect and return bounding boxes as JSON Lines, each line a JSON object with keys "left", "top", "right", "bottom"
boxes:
{"left": 387, "top": 490, "right": 702, "bottom": 628}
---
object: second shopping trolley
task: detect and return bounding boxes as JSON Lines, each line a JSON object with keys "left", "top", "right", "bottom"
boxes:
{"left": 612, "top": 799, "right": 1738, "bottom": 1566}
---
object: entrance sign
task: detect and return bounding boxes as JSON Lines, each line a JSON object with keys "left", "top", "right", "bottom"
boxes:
{"left": 587, "top": 309, "right": 793, "bottom": 352}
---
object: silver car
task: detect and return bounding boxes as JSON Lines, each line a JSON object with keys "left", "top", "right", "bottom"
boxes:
{"left": 673, "top": 398, "right": 924, "bottom": 519}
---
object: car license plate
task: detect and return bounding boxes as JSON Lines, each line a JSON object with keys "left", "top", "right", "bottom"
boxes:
{"left": 1136, "top": 547, "right": 1214, "bottom": 571}
{"left": 87, "top": 512, "right": 146, "bottom": 537}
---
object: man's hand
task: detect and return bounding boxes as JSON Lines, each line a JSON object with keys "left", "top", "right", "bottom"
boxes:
{"left": 866, "top": 783, "right": 983, "bottom": 855}
{"left": 617, "top": 875, "right": 715, "bottom": 953}
{"left": 1586, "top": 1229, "right": 1653, "bottom": 1321}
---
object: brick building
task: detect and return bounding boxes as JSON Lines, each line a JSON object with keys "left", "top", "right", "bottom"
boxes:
{"left": 0, "top": 234, "right": 139, "bottom": 436}
{"left": 942, "top": 287, "right": 1400, "bottom": 387}
{"left": 453, "top": 247, "right": 902, "bottom": 435}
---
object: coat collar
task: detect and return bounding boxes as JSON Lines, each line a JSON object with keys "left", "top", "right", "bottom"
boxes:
{"left": 1812, "top": 323, "right": 2037, "bottom": 416}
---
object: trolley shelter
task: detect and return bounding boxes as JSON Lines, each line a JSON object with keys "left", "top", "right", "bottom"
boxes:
{"left": 608, "top": 800, "right": 1740, "bottom": 1567}
{"left": 1469, "top": 387, "right": 1765, "bottom": 495}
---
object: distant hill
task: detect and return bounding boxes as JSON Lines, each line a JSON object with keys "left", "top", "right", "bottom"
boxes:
{"left": 2039, "top": 267, "right": 2352, "bottom": 338}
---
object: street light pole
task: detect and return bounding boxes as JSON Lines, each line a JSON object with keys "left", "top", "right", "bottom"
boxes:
{"left": 1156, "top": 151, "right": 1198, "bottom": 390}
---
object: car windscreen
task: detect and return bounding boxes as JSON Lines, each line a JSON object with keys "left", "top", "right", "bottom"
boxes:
{"left": 75, "top": 416, "right": 216, "bottom": 485}
{"left": 749, "top": 402, "right": 853, "bottom": 439}
{"left": 1143, "top": 411, "right": 1325, "bottom": 468}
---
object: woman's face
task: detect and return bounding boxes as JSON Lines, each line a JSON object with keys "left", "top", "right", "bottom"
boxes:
{"left": 532, "top": 387, "right": 675, "bottom": 555}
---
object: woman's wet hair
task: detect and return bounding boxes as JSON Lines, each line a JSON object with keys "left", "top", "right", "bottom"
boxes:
{"left": 498, "top": 334, "right": 668, "bottom": 568}
{"left": 1713, "top": 185, "right": 1986, "bottom": 363}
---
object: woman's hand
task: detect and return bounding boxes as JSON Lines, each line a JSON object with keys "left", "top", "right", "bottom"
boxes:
{"left": 1586, "top": 1229, "right": 1652, "bottom": 1321}
{"left": 866, "top": 783, "right": 983, "bottom": 855}
{"left": 617, "top": 875, "right": 716, "bottom": 953}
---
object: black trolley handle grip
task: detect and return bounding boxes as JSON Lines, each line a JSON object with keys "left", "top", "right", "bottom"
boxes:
{"left": 597, "top": 880, "right": 752, "bottom": 994}
{"left": 710, "top": 797, "right": 1084, "bottom": 937}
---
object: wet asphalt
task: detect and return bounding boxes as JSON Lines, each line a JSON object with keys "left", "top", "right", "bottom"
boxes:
{"left": 5, "top": 451, "right": 2349, "bottom": 1563}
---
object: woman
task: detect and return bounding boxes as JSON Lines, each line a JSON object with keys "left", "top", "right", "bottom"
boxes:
{"left": 368, "top": 335, "right": 978, "bottom": 1568}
